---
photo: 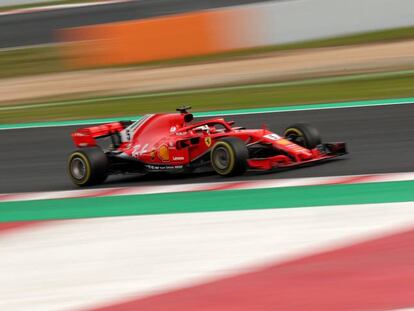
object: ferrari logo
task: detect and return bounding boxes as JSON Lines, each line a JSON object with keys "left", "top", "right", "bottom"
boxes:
{"left": 205, "top": 137, "right": 212, "bottom": 147}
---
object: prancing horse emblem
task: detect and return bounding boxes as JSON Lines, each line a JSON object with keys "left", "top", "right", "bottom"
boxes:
{"left": 205, "top": 137, "right": 212, "bottom": 147}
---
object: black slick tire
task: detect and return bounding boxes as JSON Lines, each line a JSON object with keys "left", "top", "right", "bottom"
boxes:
{"left": 284, "top": 123, "right": 321, "bottom": 149}
{"left": 210, "top": 137, "right": 248, "bottom": 176}
{"left": 68, "top": 147, "right": 108, "bottom": 186}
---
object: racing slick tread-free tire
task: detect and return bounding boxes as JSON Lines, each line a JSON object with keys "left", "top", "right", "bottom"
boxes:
{"left": 284, "top": 123, "right": 321, "bottom": 149}
{"left": 68, "top": 147, "right": 108, "bottom": 186}
{"left": 211, "top": 137, "right": 248, "bottom": 177}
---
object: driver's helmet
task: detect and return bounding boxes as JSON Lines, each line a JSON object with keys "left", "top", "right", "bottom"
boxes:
{"left": 193, "top": 125, "right": 210, "bottom": 134}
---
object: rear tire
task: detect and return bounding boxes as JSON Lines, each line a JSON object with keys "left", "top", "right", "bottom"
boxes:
{"left": 211, "top": 137, "right": 248, "bottom": 176}
{"left": 284, "top": 123, "right": 321, "bottom": 149}
{"left": 68, "top": 147, "right": 108, "bottom": 186}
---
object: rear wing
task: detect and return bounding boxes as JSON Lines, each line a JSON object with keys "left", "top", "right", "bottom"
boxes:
{"left": 71, "top": 121, "right": 131, "bottom": 147}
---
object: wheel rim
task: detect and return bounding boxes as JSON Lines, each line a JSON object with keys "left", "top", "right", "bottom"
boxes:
{"left": 213, "top": 146, "right": 230, "bottom": 170}
{"left": 71, "top": 157, "right": 87, "bottom": 180}
{"left": 286, "top": 132, "right": 305, "bottom": 146}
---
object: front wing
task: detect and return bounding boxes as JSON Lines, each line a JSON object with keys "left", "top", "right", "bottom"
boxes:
{"left": 247, "top": 142, "right": 347, "bottom": 170}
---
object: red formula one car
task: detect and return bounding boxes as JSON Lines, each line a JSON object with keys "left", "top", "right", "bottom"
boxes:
{"left": 68, "top": 107, "right": 347, "bottom": 186}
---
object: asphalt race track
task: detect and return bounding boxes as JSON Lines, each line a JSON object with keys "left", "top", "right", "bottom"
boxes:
{"left": 1, "top": 104, "right": 413, "bottom": 193}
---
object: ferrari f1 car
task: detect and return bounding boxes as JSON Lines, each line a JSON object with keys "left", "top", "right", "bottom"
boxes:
{"left": 68, "top": 107, "right": 347, "bottom": 186}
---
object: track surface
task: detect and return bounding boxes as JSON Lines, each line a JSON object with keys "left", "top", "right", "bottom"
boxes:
{"left": 1, "top": 104, "right": 413, "bottom": 193}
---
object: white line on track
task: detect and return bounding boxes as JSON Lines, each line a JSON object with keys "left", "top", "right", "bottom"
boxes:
{"left": 0, "top": 0, "right": 131, "bottom": 16}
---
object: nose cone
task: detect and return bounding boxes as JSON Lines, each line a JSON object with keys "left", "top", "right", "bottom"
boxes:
{"left": 297, "top": 150, "right": 313, "bottom": 160}
{"left": 273, "top": 139, "right": 314, "bottom": 160}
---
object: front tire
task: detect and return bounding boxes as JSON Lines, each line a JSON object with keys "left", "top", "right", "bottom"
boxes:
{"left": 284, "top": 123, "right": 321, "bottom": 149}
{"left": 68, "top": 147, "right": 108, "bottom": 186}
{"left": 211, "top": 137, "right": 248, "bottom": 176}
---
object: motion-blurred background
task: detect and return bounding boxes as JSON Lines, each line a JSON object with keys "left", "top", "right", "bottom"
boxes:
{"left": 1, "top": 0, "right": 414, "bottom": 124}
{"left": 1, "top": 2, "right": 414, "bottom": 311}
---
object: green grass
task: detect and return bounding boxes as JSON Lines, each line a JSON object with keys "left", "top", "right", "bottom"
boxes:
{"left": 0, "top": 0, "right": 104, "bottom": 12}
{"left": 0, "top": 46, "right": 64, "bottom": 78}
{"left": 2, "top": 72, "right": 414, "bottom": 124}
{"left": 1, "top": 26, "right": 414, "bottom": 79}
